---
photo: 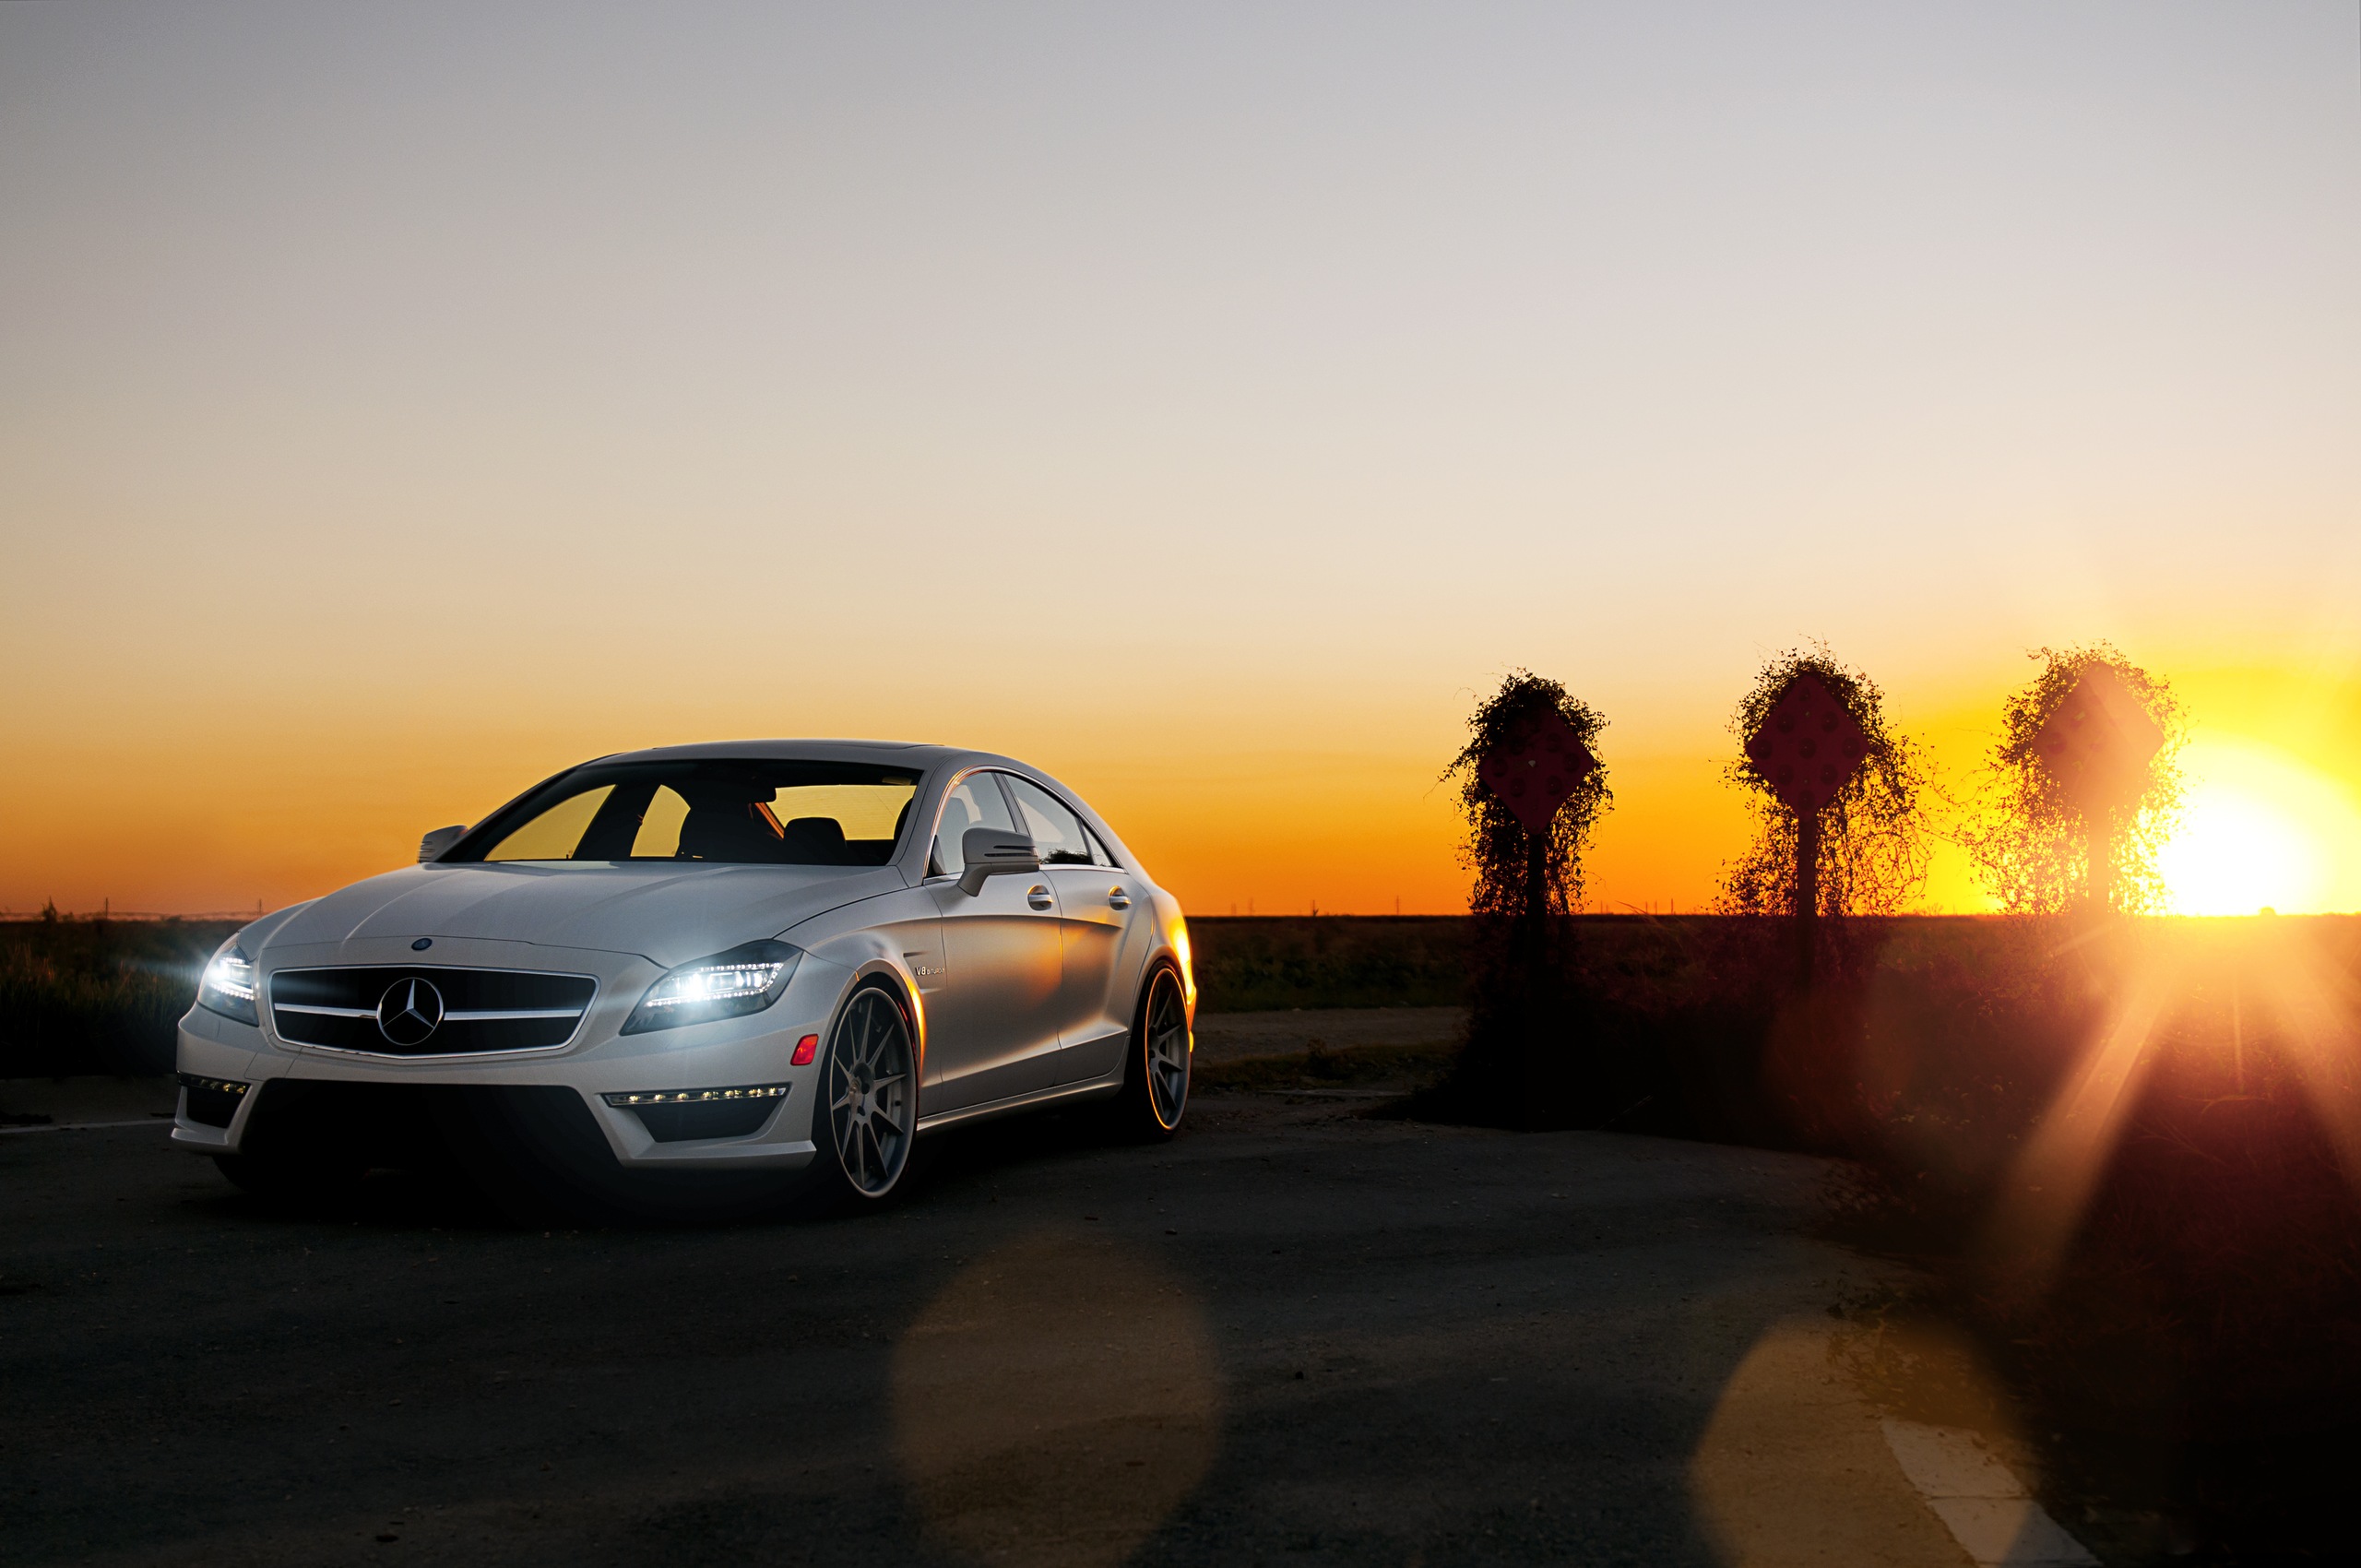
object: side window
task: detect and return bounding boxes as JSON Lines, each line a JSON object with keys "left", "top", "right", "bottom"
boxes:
{"left": 931, "top": 772, "right": 1019, "bottom": 878}
{"left": 1004, "top": 776, "right": 1095, "bottom": 866}
{"left": 628, "top": 786, "right": 692, "bottom": 858}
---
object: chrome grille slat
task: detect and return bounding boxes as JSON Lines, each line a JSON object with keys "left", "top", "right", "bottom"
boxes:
{"left": 267, "top": 965, "right": 599, "bottom": 1056}
{"left": 444, "top": 1008, "right": 585, "bottom": 1021}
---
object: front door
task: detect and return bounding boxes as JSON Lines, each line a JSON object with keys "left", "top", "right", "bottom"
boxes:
{"left": 1004, "top": 774, "right": 1140, "bottom": 1085}
{"left": 920, "top": 771, "right": 1064, "bottom": 1111}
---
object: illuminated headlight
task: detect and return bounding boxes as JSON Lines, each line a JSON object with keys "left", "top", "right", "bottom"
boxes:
{"left": 622, "top": 941, "right": 801, "bottom": 1035}
{"left": 197, "top": 944, "right": 259, "bottom": 1026}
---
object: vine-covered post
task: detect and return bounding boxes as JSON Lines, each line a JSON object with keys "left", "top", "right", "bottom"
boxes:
{"left": 1742, "top": 671, "right": 1869, "bottom": 986}
{"left": 1480, "top": 703, "right": 1596, "bottom": 997}
{"left": 1447, "top": 673, "right": 1611, "bottom": 1125}
{"left": 1795, "top": 812, "right": 1821, "bottom": 980}
{"left": 2031, "top": 663, "right": 2165, "bottom": 919}
{"left": 1721, "top": 648, "right": 1929, "bottom": 980}
{"left": 1963, "top": 646, "right": 2182, "bottom": 919}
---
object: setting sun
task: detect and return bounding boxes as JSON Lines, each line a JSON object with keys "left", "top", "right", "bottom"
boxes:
{"left": 2160, "top": 740, "right": 2361, "bottom": 916}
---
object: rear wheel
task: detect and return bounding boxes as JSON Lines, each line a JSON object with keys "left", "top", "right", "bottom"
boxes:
{"left": 1110, "top": 965, "right": 1189, "bottom": 1141}
{"left": 803, "top": 985, "right": 919, "bottom": 1209}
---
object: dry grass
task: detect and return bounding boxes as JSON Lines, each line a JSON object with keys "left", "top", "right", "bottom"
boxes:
{"left": 0, "top": 918, "right": 239, "bottom": 1076}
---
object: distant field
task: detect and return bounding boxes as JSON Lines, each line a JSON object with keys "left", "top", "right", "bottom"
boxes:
{"left": 0, "top": 918, "right": 240, "bottom": 1077}
{"left": 1186, "top": 914, "right": 1468, "bottom": 1011}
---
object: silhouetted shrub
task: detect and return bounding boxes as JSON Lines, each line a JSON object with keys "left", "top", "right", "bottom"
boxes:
{"left": 1429, "top": 671, "right": 1614, "bottom": 1126}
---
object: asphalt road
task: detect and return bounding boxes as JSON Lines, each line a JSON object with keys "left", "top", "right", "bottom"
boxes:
{"left": 4, "top": 1083, "right": 1991, "bottom": 1567}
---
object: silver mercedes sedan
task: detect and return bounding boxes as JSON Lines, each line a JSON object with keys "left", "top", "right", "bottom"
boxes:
{"left": 172, "top": 741, "right": 1194, "bottom": 1219}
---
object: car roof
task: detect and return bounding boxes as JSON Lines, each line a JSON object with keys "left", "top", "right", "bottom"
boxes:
{"left": 591, "top": 739, "right": 1049, "bottom": 779}
{"left": 599, "top": 738, "right": 962, "bottom": 768}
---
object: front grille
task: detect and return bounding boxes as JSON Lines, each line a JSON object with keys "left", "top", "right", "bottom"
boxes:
{"left": 268, "top": 966, "right": 598, "bottom": 1055}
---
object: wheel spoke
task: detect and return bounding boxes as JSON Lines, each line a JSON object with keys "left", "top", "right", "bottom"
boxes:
{"left": 825, "top": 992, "right": 913, "bottom": 1194}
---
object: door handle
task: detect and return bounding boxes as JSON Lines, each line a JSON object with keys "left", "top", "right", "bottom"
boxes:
{"left": 1027, "top": 885, "right": 1054, "bottom": 910}
{"left": 1108, "top": 886, "right": 1131, "bottom": 909}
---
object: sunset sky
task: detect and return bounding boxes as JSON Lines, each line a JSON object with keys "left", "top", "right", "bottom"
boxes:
{"left": 5, "top": 2, "right": 2359, "bottom": 919}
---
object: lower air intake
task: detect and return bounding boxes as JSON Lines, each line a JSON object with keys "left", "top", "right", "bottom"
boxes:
{"left": 604, "top": 1083, "right": 789, "bottom": 1144}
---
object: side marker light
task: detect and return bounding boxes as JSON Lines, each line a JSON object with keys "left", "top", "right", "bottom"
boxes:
{"left": 791, "top": 1034, "right": 819, "bottom": 1066}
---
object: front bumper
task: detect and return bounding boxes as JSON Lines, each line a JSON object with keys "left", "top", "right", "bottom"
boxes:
{"left": 173, "top": 938, "right": 850, "bottom": 1170}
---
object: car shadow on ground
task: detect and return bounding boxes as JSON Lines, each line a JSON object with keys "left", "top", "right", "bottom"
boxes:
{"left": 182, "top": 1099, "right": 1141, "bottom": 1234}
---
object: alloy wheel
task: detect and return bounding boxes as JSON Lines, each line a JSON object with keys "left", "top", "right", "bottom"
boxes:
{"left": 827, "top": 990, "right": 914, "bottom": 1196}
{"left": 1145, "top": 969, "right": 1190, "bottom": 1130}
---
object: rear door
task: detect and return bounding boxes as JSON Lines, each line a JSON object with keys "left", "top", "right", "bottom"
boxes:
{"left": 1004, "top": 774, "right": 1142, "bottom": 1085}
{"left": 919, "top": 771, "right": 1065, "bottom": 1111}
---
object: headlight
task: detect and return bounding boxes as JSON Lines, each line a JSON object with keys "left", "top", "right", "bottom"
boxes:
{"left": 197, "top": 944, "right": 259, "bottom": 1026}
{"left": 622, "top": 941, "right": 802, "bottom": 1035}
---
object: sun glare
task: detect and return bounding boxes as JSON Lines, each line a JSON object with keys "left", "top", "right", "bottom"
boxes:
{"left": 2159, "top": 741, "right": 2361, "bottom": 915}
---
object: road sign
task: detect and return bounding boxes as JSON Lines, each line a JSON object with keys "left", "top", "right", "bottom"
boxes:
{"left": 1477, "top": 708, "right": 1598, "bottom": 836}
{"left": 2033, "top": 666, "right": 2163, "bottom": 809}
{"left": 1745, "top": 672, "right": 1869, "bottom": 816}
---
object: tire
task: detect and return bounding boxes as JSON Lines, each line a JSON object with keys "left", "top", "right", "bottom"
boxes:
{"left": 801, "top": 984, "right": 919, "bottom": 1211}
{"left": 1109, "top": 965, "right": 1190, "bottom": 1142}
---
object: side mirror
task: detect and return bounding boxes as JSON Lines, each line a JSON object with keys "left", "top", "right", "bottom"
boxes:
{"left": 419, "top": 825, "right": 468, "bottom": 863}
{"left": 957, "top": 828, "right": 1039, "bottom": 896}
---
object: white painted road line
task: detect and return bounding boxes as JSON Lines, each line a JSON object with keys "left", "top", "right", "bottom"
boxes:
{"left": 1881, "top": 1418, "right": 2098, "bottom": 1566}
{"left": 0, "top": 1119, "right": 169, "bottom": 1136}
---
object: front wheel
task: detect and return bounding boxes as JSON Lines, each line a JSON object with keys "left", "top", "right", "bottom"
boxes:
{"left": 804, "top": 985, "right": 919, "bottom": 1210}
{"left": 1109, "top": 965, "right": 1189, "bottom": 1141}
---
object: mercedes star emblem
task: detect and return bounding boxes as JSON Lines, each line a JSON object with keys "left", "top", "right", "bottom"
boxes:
{"left": 376, "top": 977, "right": 445, "bottom": 1047}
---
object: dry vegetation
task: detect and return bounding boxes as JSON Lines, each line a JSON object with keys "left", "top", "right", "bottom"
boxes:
{"left": 0, "top": 917, "right": 237, "bottom": 1077}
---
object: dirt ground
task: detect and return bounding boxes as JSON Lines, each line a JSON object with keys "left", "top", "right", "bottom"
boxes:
{"left": 0, "top": 1033, "right": 2055, "bottom": 1568}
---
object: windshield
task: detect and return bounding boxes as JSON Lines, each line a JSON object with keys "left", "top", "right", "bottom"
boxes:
{"left": 450, "top": 760, "right": 920, "bottom": 867}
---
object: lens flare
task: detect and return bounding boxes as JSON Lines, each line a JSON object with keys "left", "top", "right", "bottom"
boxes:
{"left": 2159, "top": 740, "right": 2361, "bottom": 915}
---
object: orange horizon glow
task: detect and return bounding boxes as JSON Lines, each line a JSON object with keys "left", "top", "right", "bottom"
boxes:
{"left": 5, "top": 660, "right": 2356, "bottom": 921}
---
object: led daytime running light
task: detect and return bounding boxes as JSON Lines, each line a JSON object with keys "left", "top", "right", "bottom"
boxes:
{"left": 602, "top": 1083, "right": 789, "bottom": 1108}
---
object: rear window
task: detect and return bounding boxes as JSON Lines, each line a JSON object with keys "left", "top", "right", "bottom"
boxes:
{"left": 452, "top": 761, "right": 920, "bottom": 867}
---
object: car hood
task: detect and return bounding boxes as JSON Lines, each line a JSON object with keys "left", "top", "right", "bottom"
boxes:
{"left": 267, "top": 861, "right": 908, "bottom": 968}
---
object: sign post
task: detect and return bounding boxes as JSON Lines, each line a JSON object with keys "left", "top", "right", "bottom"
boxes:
{"left": 1478, "top": 709, "right": 1596, "bottom": 908}
{"left": 2030, "top": 666, "right": 2164, "bottom": 916}
{"left": 1477, "top": 707, "right": 1599, "bottom": 1101}
{"left": 1744, "top": 673, "right": 1869, "bottom": 986}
